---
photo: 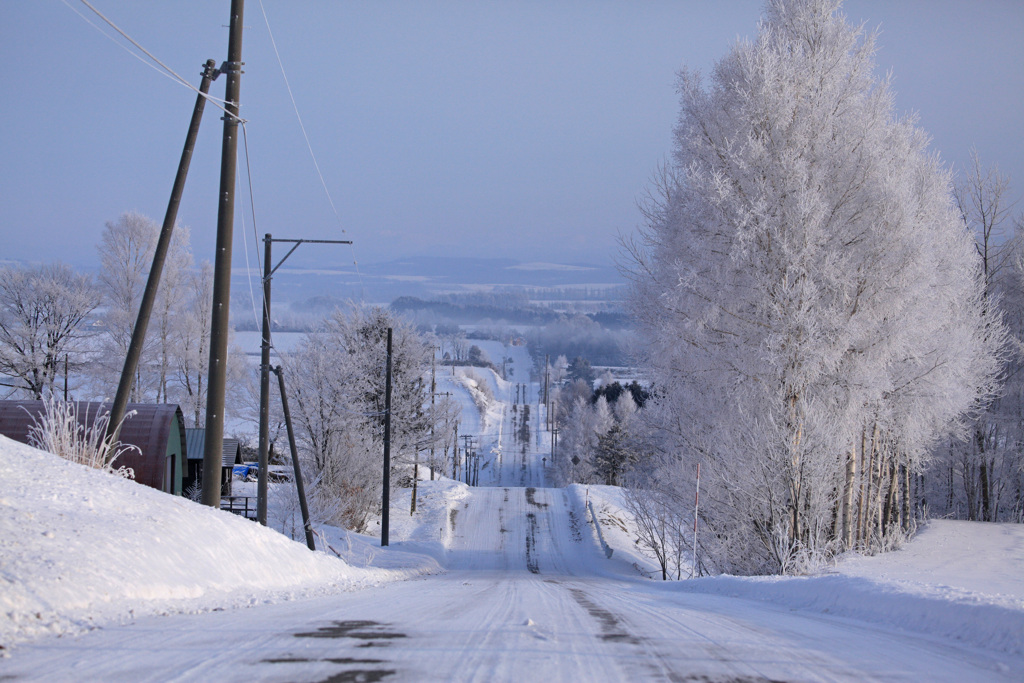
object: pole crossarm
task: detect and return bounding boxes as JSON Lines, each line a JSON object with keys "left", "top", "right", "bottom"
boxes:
{"left": 264, "top": 238, "right": 353, "bottom": 281}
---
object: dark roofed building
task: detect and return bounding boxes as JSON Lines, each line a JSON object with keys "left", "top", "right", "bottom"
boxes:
{"left": 0, "top": 401, "right": 186, "bottom": 495}
{"left": 184, "top": 428, "right": 243, "bottom": 496}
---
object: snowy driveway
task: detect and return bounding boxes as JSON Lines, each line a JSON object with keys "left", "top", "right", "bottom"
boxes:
{"left": 4, "top": 485, "right": 1019, "bottom": 682}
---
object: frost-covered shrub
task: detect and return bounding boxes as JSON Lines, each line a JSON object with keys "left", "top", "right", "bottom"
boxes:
{"left": 26, "top": 395, "right": 137, "bottom": 478}
{"left": 461, "top": 368, "right": 494, "bottom": 415}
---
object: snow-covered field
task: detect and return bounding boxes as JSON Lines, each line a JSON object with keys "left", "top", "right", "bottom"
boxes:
{"left": 2, "top": 360, "right": 1024, "bottom": 680}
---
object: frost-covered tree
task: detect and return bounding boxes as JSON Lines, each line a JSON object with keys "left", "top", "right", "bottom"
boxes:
{"left": 927, "top": 153, "right": 1024, "bottom": 522}
{"left": 551, "top": 355, "right": 569, "bottom": 385}
{"left": 94, "top": 211, "right": 192, "bottom": 402}
{"left": 551, "top": 381, "right": 645, "bottom": 487}
{"left": 170, "top": 262, "right": 214, "bottom": 427}
{"left": 0, "top": 263, "right": 99, "bottom": 398}
{"left": 626, "top": 0, "right": 1004, "bottom": 572}
{"left": 151, "top": 227, "right": 193, "bottom": 403}
{"left": 285, "top": 306, "right": 433, "bottom": 531}
{"left": 96, "top": 212, "right": 159, "bottom": 399}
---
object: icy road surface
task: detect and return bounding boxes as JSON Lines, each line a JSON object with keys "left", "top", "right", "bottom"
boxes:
{"left": 5, "top": 484, "right": 1019, "bottom": 682}
{"left": 3, "top": 365, "right": 1020, "bottom": 681}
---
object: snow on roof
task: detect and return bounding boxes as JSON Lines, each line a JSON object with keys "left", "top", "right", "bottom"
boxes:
{"left": 184, "top": 428, "right": 242, "bottom": 467}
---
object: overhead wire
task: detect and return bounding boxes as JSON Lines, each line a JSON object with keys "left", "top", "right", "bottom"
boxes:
{"left": 257, "top": 0, "right": 366, "bottom": 300}
{"left": 256, "top": 0, "right": 342, "bottom": 233}
{"left": 61, "top": 0, "right": 181, "bottom": 86}
{"left": 238, "top": 123, "right": 265, "bottom": 339}
{"left": 67, "top": 0, "right": 241, "bottom": 122}
{"left": 68, "top": 0, "right": 366, "bottom": 326}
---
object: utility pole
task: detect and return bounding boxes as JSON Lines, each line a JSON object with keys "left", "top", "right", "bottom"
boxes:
{"left": 257, "top": 234, "right": 272, "bottom": 524}
{"left": 462, "top": 434, "right": 473, "bottom": 485}
{"left": 430, "top": 351, "right": 436, "bottom": 481}
{"left": 543, "top": 354, "right": 549, "bottom": 406}
{"left": 381, "top": 328, "right": 393, "bottom": 546}
{"left": 273, "top": 365, "right": 315, "bottom": 551}
{"left": 452, "top": 421, "right": 459, "bottom": 481}
{"left": 201, "top": 0, "right": 245, "bottom": 508}
{"left": 692, "top": 462, "right": 701, "bottom": 579}
{"left": 108, "top": 59, "right": 218, "bottom": 439}
{"left": 256, "top": 235, "right": 350, "bottom": 525}
{"left": 411, "top": 449, "right": 419, "bottom": 515}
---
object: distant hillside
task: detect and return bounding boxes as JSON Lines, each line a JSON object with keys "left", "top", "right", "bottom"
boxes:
{"left": 231, "top": 256, "right": 627, "bottom": 311}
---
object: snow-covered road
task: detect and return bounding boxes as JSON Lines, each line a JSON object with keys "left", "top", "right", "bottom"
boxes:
{"left": 5, "top": 483, "right": 1020, "bottom": 682}
{"left": 3, "top": 352, "right": 1022, "bottom": 681}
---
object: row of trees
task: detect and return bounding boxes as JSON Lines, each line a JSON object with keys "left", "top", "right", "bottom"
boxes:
{"left": 548, "top": 379, "right": 643, "bottom": 488}
{"left": 0, "top": 212, "right": 236, "bottom": 425}
{"left": 2, "top": 213, "right": 455, "bottom": 532}
{"left": 926, "top": 154, "right": 1024, "bottom": 523}
{"left": 616, "top": 0, "right": 1018, "bottom": 574}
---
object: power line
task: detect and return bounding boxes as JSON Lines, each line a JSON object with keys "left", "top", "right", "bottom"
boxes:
{"left": 238, "top": 123, "right": 264, "bottom": 335}
{"left": 257, "top": 0, "right": 343, "bottom": 232}
{"left": 66, "top": 0, "right": 241, "bottom": 121}
{"left": 257, "top": 0, "right": 366, "bottom": 300}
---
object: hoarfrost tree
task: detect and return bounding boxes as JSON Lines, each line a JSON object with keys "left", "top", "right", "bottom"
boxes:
{"left": 170, "top": 261, "right": 214, "bottom": 427}
{"left": 96, "top": 212, "right": 158, "bottom": 399}
{"left": 626, "top": 0, "right": 1005, "bottom": 573}
{"left": 285, "top": 306, "right": 433, "bottom": 531}
{"left": 150, "top": 226, "right": 193, "bottom": 403}
{"left": 0, "top": 263, "right": 100, "bottom": 398}
{"left": 94, "top": 211, "right": 192, "bottom": 402}
{"left": 929, "top": 153, "right": 1024, "bottom": 522}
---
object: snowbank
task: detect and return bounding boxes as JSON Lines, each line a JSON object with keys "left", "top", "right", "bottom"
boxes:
{"left": 323, "top": 477, "right": 472, "bottom": 570}
{"left": 677, "top": 572, "right": 1024, "bottom": 655}
{"left": 674, "top": 522, "right": 1024, "bottom": 655}
{"left": 581, "top": 482, "right": 1024, "bottom": 655}
{"left": 0, "top": 437, "right": 436, "bottom": 648}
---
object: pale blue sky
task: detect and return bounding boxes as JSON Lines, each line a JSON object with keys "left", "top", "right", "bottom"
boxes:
{"left": 1, "top": 1, "right": 1022, "bottom": 270}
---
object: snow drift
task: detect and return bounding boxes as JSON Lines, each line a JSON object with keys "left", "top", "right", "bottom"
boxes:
{"left": 0, "top": 436, "right": 434, "bottom": 647}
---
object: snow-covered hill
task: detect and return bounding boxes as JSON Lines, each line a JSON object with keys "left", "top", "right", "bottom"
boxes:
{"left": 0, "top": 436, "right": 439, "bottom": 648}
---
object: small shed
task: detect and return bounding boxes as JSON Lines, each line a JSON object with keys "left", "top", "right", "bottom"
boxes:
{"left": 0, "top": 400, "right": 186, "bottom": 495}
{"left": 183, "top": 428, "right": 243, "bottom": 496}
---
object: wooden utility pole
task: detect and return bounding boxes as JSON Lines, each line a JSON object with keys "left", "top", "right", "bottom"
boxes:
{"left": 452, "top": 421, "right": 459, "bottom": 480}
{"left": 692, "top": 462, "right": 701, "bottom": 579}
{"left": 381, "top": 328, "right": 393, "bottom": 546}
{"left": 274, "top": 365, "right": 315, "bottom": 551}
{"left": 108, "top": 59, "right": 218, "bottom": 439}
{"left": 201, "top": 0, "right": 245, "bottom": 507}
{"left": 256, "top": 236, "right": 350, "bottom": 525}
{"left": 411, "top": 449, "right": 419, "bottom": 516}
{"left": 257, "top": 234, "right": 273, "bottom": 524}
{"left": 462, "top": 435, "right": 473, "bottom": 484}
{"left": 543, "top": 354, "right": 549, "bottom": 406}
{"left": 430, "top": 351, "right": 436, "bottom": 480}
